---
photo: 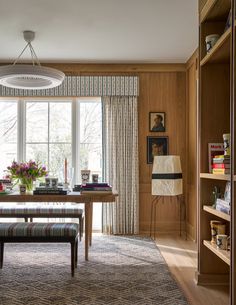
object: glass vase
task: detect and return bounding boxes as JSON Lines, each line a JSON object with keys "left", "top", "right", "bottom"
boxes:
{"left": 19, "top": 178, "right": 34, "bottom": 193}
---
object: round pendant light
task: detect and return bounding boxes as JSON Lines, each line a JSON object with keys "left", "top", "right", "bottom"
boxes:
{"left": 0, "top": 31, "right": 65, "bottom": 90}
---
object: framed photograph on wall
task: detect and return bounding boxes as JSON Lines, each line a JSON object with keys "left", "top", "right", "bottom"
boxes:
{"left": 149, "top": 112, "right": 165, "bottom": 132}
{"left": 147, "top": 136, "right": 169, "bottom": 164}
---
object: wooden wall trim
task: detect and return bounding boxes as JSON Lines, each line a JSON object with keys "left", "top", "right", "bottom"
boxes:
{"left": 186, "top": 49, "right": 198, "bottom": 70}
{"left": 185, "top": 49, "right": 198, "bottom": 241}
{"left": 45, "top": 63, "right": 187, "bottom": 74}
{"left": 0, "top": 63, "right": 186, "bottom": 74}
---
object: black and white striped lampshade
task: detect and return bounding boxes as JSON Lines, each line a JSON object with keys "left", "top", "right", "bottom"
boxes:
{"left": 152, "top": 155, "right": 183, "bottom": 196}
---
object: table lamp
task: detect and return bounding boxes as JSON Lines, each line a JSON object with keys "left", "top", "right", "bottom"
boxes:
{"left": 152, "top": 155, "right": 183, "bottom": 196}
{"left": 150, "top": 155, "right": 185, "bottom": 239}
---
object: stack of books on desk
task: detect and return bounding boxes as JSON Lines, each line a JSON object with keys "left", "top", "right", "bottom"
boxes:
{"left": 80, "top": 183, "right": 112, "bottom": 194}
{"left": 0, "top": 179, "right": 13, "bottom": 190}
{"left": 33, "top": 187, "right": 68, "bottom": 195}
{"left": 212, "top": 155, "right": 230, "bottom": 175}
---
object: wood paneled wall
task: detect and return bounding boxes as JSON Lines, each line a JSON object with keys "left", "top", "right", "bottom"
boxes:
{"left": 36, "top": 62, "right": 197, "bottom": 236}
{"left": 186, "top": 50, "right": 198, "bottom": 241}
{"left": 138, "top": 72, "right": 187, "bottom": 234}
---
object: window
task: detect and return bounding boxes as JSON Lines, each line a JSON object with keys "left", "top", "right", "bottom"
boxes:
{"left": 0, "top": 97, "right": 102, "bottom": 230}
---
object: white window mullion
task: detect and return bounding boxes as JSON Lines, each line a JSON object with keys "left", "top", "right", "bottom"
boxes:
{"left": 17, "top": 99, "right": 26, "bottom": 162}
{"left": 47, "top": 101, "right": 50, "bottom": 172}
{"left": 72, "top": 98, "right": 78, "bottom": 185}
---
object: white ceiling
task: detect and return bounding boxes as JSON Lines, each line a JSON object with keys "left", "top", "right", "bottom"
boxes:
{"left": 0, "top": 0, "right": 198, "bottom": 63}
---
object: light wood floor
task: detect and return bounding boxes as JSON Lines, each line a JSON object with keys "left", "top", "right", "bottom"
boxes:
{"left": 156, "top": 234, "right": 229, "bottom": 305}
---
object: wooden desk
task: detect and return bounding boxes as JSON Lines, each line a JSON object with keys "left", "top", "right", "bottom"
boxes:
{"left": 0, "top": 191, "right": 118, "bottom": 260}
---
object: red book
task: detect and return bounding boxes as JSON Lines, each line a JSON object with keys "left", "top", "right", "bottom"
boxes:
{"left": 208, "top": 143, "right": 224, "bottom": 173}
{"left": 212, "top": 163, "right": 230, "bottom": 169}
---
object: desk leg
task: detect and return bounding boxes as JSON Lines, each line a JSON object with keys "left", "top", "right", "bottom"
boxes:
{"left": 89, "top": 203, "right": 93, "bottom": 246}
{"left": 85, "top": 202, "right": 91, "bottom": 261}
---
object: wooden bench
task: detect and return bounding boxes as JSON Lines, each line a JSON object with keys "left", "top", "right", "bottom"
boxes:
{"left": 0, "top": 203, "right": 84, "bottom": 241}
{"left": 0, "top": 222, "right": 79, "bottom": 276}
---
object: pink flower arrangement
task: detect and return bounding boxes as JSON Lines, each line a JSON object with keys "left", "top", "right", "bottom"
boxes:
{"left": 7, "top": 160, "right": 48, "bottom": 191}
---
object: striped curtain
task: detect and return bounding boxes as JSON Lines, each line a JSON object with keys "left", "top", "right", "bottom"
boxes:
{"left": 102, "top": 96, "right": 139, "bottom": 234}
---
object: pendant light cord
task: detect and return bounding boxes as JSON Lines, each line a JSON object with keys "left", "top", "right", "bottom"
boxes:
{"left": 13, "top": 42, "right": 41, "bottom": 66}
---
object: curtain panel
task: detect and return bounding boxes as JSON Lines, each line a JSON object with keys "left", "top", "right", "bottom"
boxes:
{"left": 102, "top": 96, "right": 139, "bottom": 235}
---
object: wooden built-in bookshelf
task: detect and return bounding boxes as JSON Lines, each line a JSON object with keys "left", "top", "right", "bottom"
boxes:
{"left": 198, "top": 0, "right": 235, "bottom": 301}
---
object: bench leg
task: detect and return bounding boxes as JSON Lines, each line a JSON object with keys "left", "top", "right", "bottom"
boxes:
{"left": 71, "top": 242, "right": 75, "bottom": 277}
{"left": 0, "top": 243, "right": 4, "bottom": 269}
{"left": 79, "top": 216, "right": 84, "bottom": 241}
{"left": 75, "top": 240, "right": 78, "bottom": 268}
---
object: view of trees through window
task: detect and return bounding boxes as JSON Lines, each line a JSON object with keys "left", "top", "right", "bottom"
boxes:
{"left": 0, "top": 101, "right": 17, "bottom": 177}
{"left": 26, "top": 101, "right": 72, "bottom": 180}
{"left": 79, "top": 101, "right": 102, "bottom": 180}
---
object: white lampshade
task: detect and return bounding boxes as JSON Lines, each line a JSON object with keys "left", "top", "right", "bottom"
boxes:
{"left": 152, "top": 155, "right": 183, "bottom": 196}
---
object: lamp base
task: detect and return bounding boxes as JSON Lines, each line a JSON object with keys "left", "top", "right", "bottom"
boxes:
{"left": 149, "top": 195, "right": 187, "bottom": 240}
{"left": 150, "top": 196, "right": 161, "bottom": 240}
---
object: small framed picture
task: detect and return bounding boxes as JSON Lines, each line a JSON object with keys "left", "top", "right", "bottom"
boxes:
{"left": 149, "top": 112, "right": 165, "bottom": 132}
{"left": 147, "top": 136, "right": 168, "bottom": 164}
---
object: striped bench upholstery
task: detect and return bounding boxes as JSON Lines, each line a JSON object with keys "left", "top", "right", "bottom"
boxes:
{"left": 0, "top": 205, "right": 84, "bottom": 217}
{"left": 0, "top": 222, "right": 79, "bottom": 276}
{"left": 0, "top": 222, "right": 79, "bottom": 237}
{"left": 0, "top": 204, "right": 84, "bottom": 241}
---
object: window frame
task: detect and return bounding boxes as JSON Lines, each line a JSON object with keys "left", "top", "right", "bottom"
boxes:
{"left": 0, "top": 96, "right": 102, "bottom": 185}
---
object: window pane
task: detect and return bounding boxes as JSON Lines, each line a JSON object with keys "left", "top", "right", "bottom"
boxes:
{"left": 80, "top": 102, "right": 102, "bottom": 144}
{"left": 25, "top": 100, "right": 72, "bottom": 179}
{"left": 0, "top": 101, "right": 17, "bottom": 177}
{"left": 80, "top": 101, "right": 102, "bottom": 183}
{"left": 26, "top": 102, "right": 48, "bottom": 142}
{"left": 50, "top": 102, "right": 71, "bottom": 142}
{"left": 0, "top": 144, "right": 17, "bottom": 177}
{"left": 49, "top": 144, "right": 72, "bottom": 179}
{"left": 26, "top": 144, "right": 48, "bottom": 168}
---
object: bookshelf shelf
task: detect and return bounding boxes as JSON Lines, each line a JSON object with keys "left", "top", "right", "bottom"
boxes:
{"left": 200, "top": 0, "right": 231, "bottom": 23}
{"left": 200, "top": 27, "right": 231, "bottom": 66}
{"left": 200, "top": 173, "right": 230, "bottom": 180}
{"left": 203, "top": 240, "right": 230, "bottom": 266}
{"left": 203, "top": 205, "right": 230, "bottom": 221}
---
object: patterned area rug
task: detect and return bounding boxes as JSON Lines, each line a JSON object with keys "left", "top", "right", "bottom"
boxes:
{"left": 0, "top": 236, "right": 189, "bottom": 305}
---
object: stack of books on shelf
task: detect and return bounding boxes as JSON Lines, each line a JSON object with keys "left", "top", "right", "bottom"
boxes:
{"left": 80, "top": 183, "right": 112, "bottom": 194}
{"left": 215, "top": 181, "right": 231, "bottom": 215}
{"left": 212, "top": 155, "right": 230, "bottom": 175}
{"left": 215, "top": 198, "right": 230, "bottom": 215}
